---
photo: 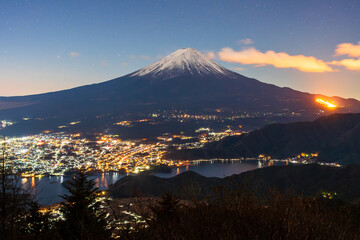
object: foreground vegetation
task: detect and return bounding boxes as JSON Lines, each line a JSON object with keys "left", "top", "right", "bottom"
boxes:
{"left": 1, "top": 140, "right": 360, "bottom": 239}
{"left": 2, "top": 171, "right": 360, "bottom": 239}
{"left": 124, "top": 190, "right": 360, "bottom": 240}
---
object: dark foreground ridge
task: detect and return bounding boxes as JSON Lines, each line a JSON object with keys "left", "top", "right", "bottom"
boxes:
{"left": 167, "top": 113, "right": 360, "bottom": 164}
{"left": 109, "top": 164, "right": 360, "bottom": 203}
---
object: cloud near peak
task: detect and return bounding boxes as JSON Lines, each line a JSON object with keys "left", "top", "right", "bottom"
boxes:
{"left": 218, "top": 47, "right": 335, "bottom": 72}
{"left": 330, "top": 41, "right": 360, "bottom": 71}
{"left": 335, "top": 41, "right": 360, "bottom": 58}
{"left": 329, "top": 58, "right": 360, "bottom": 71}
{"left": 206, "top": 51, "right": 216, "bottom": 59}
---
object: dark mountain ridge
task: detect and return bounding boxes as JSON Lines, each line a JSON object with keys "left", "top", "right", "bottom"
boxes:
{"left": 1, "top": 48, "right": 359, "bottom": 118}
{"left": 167, "top": 113, "right": 360, "bottom": 164}
{"left": 1, "top": 48, "right": 359, "bottom": 136}
{"left": 109, "top": 164, "right": 360, "bottom": 203}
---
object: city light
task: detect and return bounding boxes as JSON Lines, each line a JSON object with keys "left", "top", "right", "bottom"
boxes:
{"left": 1, "top": 124, "right": 244, "bottom": 176}
{"left": 315, "top": 98, "right": 337, "bottom": 108}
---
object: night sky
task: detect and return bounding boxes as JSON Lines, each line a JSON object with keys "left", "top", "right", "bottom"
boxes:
{"left": 1, "top": 0, "right": 360, "bottom": 99}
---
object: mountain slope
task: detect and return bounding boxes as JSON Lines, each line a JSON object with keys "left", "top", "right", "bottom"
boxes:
{"left": 0, "top": 48, "right": 359, "bottom": 135}
{"left": 130, "top": 48, "right": 234, "bottom": 78}
{"left": 109, "top": 171, "right": 223, "bottom": 198}
{"left": 109, "top": 164, "right": 360, "bottom": 203}
{"left": 168, "top": 113, "right": 360, "bottom": 164}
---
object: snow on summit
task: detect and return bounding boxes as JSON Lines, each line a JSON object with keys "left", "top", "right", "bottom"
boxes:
{"left": 131, "top": 48, "right": 231, "bottom": 78}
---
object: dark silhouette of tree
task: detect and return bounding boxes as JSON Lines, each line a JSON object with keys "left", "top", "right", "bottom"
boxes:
{"left": 21, "top": 201, "right": 53, "bottom": 240}
{"left": 0, "top": 136, "right": 32, "bottom": 239}
{"left": 151, "top": 192, "right": 180, "bottom": 222}
{"left": 58, "top": 170, "right": 111, "bottom": 240}
{"left": 124, "top": 189, "right": 360, "bottom": 240}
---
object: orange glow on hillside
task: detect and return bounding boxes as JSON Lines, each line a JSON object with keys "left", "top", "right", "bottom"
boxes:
{"left": 316, "top": 98, "right": 337, "bottom": 108}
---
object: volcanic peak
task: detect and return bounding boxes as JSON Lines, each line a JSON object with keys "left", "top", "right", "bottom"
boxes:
{"left": 131, "top": 48, "right": 231, "bottom": 78}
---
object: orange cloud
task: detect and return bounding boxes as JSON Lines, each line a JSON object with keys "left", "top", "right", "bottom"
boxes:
{"left": 218, "top": 47, "right": 335, "bottom": 72}
{"left": 206, "top": 51, "right": 216, "bottom": 59}
{"left": 231, "top": 67, "right": 245, "bottom": 71}
{"left": 329, "top": 58, "right": 360, "bottom": 71}
{"left": 335, "top": 41, "right": 360, "bottom": 57}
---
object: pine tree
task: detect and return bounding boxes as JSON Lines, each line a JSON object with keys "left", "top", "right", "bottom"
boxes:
{"left": 22, "top": 201, "right": 52, "bottom": 240}
{"left": 58, "top": 170, "right": 111, "bottom": 240}
{"left": 0, "top": 136, "right": 32, "bottom": 239}
{"left": 154, "top": 192, "right": 180, "bottom": 220}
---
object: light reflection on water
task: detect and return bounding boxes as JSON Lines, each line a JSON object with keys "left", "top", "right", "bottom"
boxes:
{"left": 95, "top": 172, "right": 109, "bottom": 188}
{"left": 31, "top": 177, "right": 35, "bottom": 188}
{"left": 21, "top": 160, "right": 268, "bottom": 205}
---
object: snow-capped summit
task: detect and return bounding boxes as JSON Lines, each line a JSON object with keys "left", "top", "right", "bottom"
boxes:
{"left": 131, "top": 48, "right": 232, "bottom": 78}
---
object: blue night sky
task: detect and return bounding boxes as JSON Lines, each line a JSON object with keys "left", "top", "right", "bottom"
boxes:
{"left": 1, "top": 0, "right": 360, "bottom": 99}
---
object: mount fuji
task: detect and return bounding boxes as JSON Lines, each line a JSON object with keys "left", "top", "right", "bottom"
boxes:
{"left": 0, "top": 48, "right": 359, "bottom": 135}
{"left": 130, "top": 48, "right": 233, "bottom": 78}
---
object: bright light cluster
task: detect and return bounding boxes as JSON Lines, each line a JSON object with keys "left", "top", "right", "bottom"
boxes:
{"left": 316, "top": 99, "right": 337, "bottom": 108}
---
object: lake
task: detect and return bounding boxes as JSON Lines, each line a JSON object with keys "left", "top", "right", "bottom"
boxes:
{"left": 22, "top": 160, "right": 269, "bottom": 205}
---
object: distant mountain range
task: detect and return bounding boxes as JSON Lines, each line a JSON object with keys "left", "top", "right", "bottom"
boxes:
{"left": 1, "top": 48, "right": 360, "bottom": 135}
{"left": 109, "top": 164, "right": 360, "bottom": 203}
{"left": 167, "top": 113, "right": 360, "bottom": 164}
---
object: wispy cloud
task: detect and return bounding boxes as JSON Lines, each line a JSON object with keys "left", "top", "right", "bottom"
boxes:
{"left": 329, "top": 58, "right": 360, "bottom": 71}
{"left": 231, "top": 67, "right": 245, "bottom": 71}
{"left": 330, "top": 41, "right": 360, "bottom": 71}
{"left": 69, "top": 51, "right": 80, "bottom": 58}
{"left": 335, "top": 41, "right": 360, "bottom": 58}
{"left": 218, "top": 47, "right": 335, "bottom": 72}
{"left": 239, "top": 38, "right": 253, "bottom": 45}
{"left": 206, "top": 51, "right": 216, "bottom": 59}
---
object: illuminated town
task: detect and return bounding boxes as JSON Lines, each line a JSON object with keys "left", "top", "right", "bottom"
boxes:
{"left": 1, "top": 126, "right": 339, "bottom": 178}
{"left": 0, "top": 125, "right": 246, "bottom": 177}
{"left": 0, "top": 101, "right": 340, "bottom": 177}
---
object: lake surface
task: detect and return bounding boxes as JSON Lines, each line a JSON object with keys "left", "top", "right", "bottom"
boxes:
{"left": 22, "top": 160, "right": 268, "bottom": 205}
